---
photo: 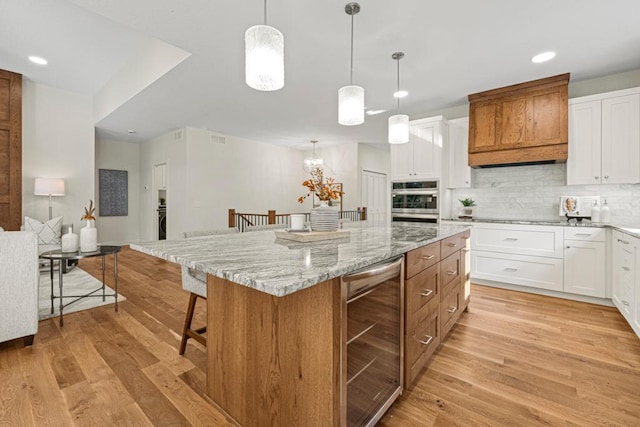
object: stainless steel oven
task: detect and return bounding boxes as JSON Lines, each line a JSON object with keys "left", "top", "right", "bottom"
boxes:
{"left": 391, "top": 180, "right": 439, "bottom": 223}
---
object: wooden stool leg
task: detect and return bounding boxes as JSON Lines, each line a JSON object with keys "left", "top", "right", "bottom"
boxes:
{"left": 179, "top": 293, "right": 198, "bottom": 355}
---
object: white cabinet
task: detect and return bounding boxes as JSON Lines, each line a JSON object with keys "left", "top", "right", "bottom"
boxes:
{"left": 568, "top": 89, "right": 640, "bottom": 185}
{"left": 390, "top": 116, "right": 445, "bottom": 181}
{"left": 471, "top": 223, "right": 565, "bottom": 292}
{"left": 612, "top": 230, "right": 636, "bottom": 325}
{"left": 563, "top": 227, "right": 606, "bottom": 298}
{"left": 154, "top": 164, "right": 167, "bottom": 190}
{"left": 447, "top": 118, "right": 471, "bottom": 189}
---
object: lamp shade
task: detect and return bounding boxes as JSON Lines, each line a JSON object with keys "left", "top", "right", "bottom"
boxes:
{"left": 338, "top": 85, "right": 364, "bottom": 126}
{"left": 34, "top": 178, "right": 65, "bottom": 196}
{"left": 388, "top": 114, "right": 409, "bottom": 144}
{"left": 245, "top": 25, "right": 284, "bottom": 91}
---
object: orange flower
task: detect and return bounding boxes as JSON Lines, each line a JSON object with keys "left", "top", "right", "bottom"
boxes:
{"left": 298, "top": 167, "right": 344, "bottom": 204}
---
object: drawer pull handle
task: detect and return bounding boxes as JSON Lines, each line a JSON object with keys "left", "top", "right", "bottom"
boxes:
{"left": 447, "top": 306, "right": 457, "bottom": 314}
{"left": 595, "top": 176, "right": 599, "bottom": 180}
{"left": 447, "top": 243, "right": 457, "bottom": 248}
{"left": 505, "top": 237, "right": 518, "bottom": 241}
{"left": 422, "top": 254, "right": 435, "bottom": 260}
{"left": 575, "top": 233, "right": 592, "bottom": 236}
{"left": 617, "top": 238, "right": 630, "bottom": 245}
{"left": 419, "top": 335, "right": 434, "bottom": 346}
{"left": 504, "top": 267, "right": 518, "bottom": 272}
{"left": 420, "top": 289, "right": 433, "bottom": 297}
{"left": 447, "top": 270, "right": 457, "bottom": 276}
{"left": 461, "top": 248, "right": 470, "bottom": 253}
{"left": 622, "top": 266, "right": 631, "bottom": 272}
{"left": 565, "top": 246, "right": 571, "bottom": 249}
{"left": 622, "top": 300, "right": 630, "bottom": 306}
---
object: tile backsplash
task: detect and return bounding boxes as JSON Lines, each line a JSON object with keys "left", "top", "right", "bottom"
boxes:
{"left": 450, "top": 163, "right": 640, "bottom": 224}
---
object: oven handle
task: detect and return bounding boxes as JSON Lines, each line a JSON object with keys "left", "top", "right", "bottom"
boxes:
{"left": 392, "top": 190, "right": 438, "bottom": 196}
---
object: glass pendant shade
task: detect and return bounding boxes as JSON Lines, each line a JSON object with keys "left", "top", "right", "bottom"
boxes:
{"left": 338, "top": 85, "right": 364, "bottom": 126}
{"left": 388, "top": 114, "right": 409, "bottom": 144}
{"left": 245, "top": 25, "right": 284, "bottom": 91}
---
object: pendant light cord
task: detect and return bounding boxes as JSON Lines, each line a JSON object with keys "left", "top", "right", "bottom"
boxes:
{"left": 396, "top": 57, "right": 400, "bottom": 114}
{"left": 349, "top": 14, "right": 354, "bottom": 85}
{"left": 264, "top": 0, "right": 268, "bottom": 25}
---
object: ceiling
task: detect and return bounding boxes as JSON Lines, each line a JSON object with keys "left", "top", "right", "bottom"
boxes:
{"left": 3, "top": 0, "right": 640, "bottom": 149}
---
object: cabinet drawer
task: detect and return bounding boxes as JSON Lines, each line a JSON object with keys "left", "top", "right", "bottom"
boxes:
{"left": 406, "top": 242, "right": 441, "bottom": 279}
{"left": 564, "top": 226, "right": 606, "bottom": 242}
{"left": 472, "top": 251, "right": 564, "bottom": 291}
{"left": 441, "top": 231, "right": 468, "bottom": 259}
{"left": 406, "top": 298, "right": 439, "bottom": 384}
{"left": 406, "top": 263, "right": 439, "bottom": 329}
{"left": 440, "top": 251, "right": 461, "bottom": 297}
{"left": 472, "top": 223, "right": 563, "bottom": 258}
{"left": 440, "top": 289, "right": 461, "bottom": 338}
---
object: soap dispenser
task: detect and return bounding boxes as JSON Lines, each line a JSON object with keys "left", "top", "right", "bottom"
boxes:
{"left": 601, "top": 199, "right": 611, "bottom": 223}
{"left": 591, "top": 200, "right": 601, "bottom": 223}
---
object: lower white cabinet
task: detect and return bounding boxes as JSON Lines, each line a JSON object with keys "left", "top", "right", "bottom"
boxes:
{"left": 612, "top": 230, "right": 637, "bottom": 327}
{"left": 472, "top": 251, "right": 564, "bottom": 291}
{"left": 563, "top": 227, "right": 606, "bottom": 298}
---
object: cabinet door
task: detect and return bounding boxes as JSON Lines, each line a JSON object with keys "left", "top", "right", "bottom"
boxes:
{"left": 633, "top": 240, "right": 640, "bottom": 336}
{"left": 411, "top": 121, "right": 442, "bottom": 180}
{"left": 612, "top": 232, "right": 635, "bottom": 322}
{"left": 468, "top": 100, "right": 499, "bottom": 153}
{"left": 390, "top": 141, "right": 413, "bottom": 181}
{"left": 563, "top": 241, "right": 605, "bottom": 298}
{"left": 601, "top": 94, "right": 640, "bottom": 184}
{"left": 567, "top": 100, "right": 602, "bottom": 185}
{"left": 448, "top": 118, "right": 471, "bottom": 188}
{"left": 523, "top": 87, "right": 568, "bottom": 147}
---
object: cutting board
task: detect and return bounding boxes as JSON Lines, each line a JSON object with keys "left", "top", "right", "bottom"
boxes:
{"left": 274, "top": 229, "right": 350, "bottom": 242}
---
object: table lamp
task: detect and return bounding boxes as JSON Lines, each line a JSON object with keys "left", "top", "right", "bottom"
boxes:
{"left": 34, "top": 178, "right": 65, "bottom": 220}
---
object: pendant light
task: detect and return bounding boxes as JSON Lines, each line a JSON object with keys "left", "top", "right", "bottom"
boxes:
{"left": 245, "top": 0, "right": 284, "bottom": 91}
{"left": 338, "top": 3, "right": 364, "bottom": 126}
{"left": 303, "top": 140, "right": 324, "bottom": 172}
{"left": 388, "top": 52, "right": 409, "bottom": 144}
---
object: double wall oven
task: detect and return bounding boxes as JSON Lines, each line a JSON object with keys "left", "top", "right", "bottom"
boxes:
{"left": 391, "top": 180, "right": 439, "bottom": 223}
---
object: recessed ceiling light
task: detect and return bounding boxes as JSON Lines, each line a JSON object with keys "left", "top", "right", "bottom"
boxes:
{"left": 393, "top": 90, "right": 408, "bottom": 98}
{"left": 28, "top": 56, "right": 48, "bottom": 65}
{"left": 366, "top": 109, "right": 386, "bottom": 116}
{"left": 531, "top": 51, "right": 556, "bottom": 64}
{"left": 127, "top": 129, "right": 136, "bottom": 134}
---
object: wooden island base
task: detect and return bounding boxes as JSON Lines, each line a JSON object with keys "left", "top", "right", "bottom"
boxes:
{"left": 207, "top": 275, "right": 342, "bottom": 427}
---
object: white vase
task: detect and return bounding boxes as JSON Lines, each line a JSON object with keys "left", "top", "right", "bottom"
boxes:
{"left": 80, "top": 220, "right": 98, "bottom": 252}
{"left": 61, "top": 228, "right": 79, "bottom": 252}
{"left": 310, "top": 200, "right": 339, "bottom": 232}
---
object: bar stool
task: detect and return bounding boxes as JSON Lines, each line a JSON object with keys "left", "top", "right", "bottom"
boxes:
{"left": 179, "top": 227, "right": 238, "bottom": 355}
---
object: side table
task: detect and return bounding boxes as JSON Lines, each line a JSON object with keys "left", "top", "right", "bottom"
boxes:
{"left": 40, "top": 245, "right": 121, "bottom": 326}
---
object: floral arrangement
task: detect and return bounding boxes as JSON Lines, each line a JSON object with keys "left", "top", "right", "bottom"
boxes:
{"left": 298, "top": 167, "right": 344, "bottom": 203}
{"left": 81, "top": 200, "right": 96, "bottom": 221}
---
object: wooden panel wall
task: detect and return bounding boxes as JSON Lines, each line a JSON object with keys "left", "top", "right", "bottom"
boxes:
{"left": 0, "top": 69, "right": 22, "bottom": 230}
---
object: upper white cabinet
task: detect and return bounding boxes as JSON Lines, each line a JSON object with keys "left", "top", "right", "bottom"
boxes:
{"left": 447, "top": 118, "right": 471, "bottom": 189}
{"left": 390, "top": 116, "right": 446, "bottom": 181}
{"left": 568, "top": 88, "right": 640, "bottom": 185}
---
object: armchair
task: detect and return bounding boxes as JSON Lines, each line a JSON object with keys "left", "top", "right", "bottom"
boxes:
{"left": 0, "top": 231, "right": 39, "bottom": 346}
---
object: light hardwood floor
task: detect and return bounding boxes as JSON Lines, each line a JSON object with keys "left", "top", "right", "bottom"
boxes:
{"left": 1, "top": 247, "right": 639, "bottom": 426}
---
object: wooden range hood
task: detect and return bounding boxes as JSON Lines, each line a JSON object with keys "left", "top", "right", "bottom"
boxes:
{"left": 467, "top": 73, "right": 570, "bottom": 168}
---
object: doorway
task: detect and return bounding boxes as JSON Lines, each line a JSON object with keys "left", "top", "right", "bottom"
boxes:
{"left": 361, "top": 170, "right": 388, "bottom": 225}
{"left": 153, "top": 163, "right": 167, "bottom": 239}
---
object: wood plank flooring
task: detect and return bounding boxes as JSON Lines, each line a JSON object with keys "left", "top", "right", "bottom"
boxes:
{"left": 1, "top": 246, "right": 639, "bottom": 426}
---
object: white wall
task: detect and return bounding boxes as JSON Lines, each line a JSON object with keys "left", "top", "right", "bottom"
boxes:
{"left": 22, "top": 81, "right": 95, "bottom": 235}
{"left": 139, "top": 128, "right": 188, "bottom": 241}
{"left": 184, "top": 127, "right": 307, "bottom": 233}
{"left": 95, "top": 139, "right": 140, "bottom": 244}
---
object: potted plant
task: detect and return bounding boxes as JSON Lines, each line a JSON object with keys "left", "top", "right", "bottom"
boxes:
{"left": 298, "top": 166, "right": 344, "bottom": 231}
{"left": 459, "top": 197, "right": 476, "bottom": 217}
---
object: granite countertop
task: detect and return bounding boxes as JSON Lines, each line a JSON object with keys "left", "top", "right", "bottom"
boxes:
{"left": 441, "top": 217, "right": 640, "bottom": 238}
{"left": 130, "top": 223, "right": 470, "bottom": 297}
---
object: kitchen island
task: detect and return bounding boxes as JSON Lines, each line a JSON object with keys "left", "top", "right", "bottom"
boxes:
{"left": 131, "top": 222, "right": 470, "bottom": 426}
